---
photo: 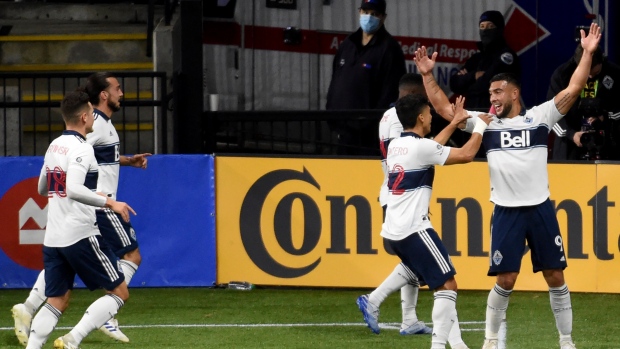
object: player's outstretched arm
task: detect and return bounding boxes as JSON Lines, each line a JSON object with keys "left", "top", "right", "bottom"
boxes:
{"left": 414, "top": 47, "right": 454, "bottom": 121}
{"left": 555, "top": 22, "right": 602, "bottom": 115}
{"left": 444, "top": 113, "right": 493, "bottom": 165}
{"left": 121, "top": 153, "right": 152, "bottom": 169}
{"left": 434, "top": 96, "right": 471, "bottom": 145}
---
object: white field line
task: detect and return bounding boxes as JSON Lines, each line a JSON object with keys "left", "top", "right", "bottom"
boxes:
{"left": 0, "top": 321, "right": 485, "bottom": 331}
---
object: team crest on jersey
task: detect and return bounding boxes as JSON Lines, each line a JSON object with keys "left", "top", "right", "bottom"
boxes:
{"left": 76, "top": 157, "right": 82, "bottom": 163}
{"left": 493, "top": 250, "right": 503, "bottom": 265}
{"left": 524, "top": 116, "right": 533, "bottom": 124}
{"left": 602, "top": 75, "right": 614, "bottom": 90}
{"left": 500, "top": 52, "right": 514, "bottom": 65}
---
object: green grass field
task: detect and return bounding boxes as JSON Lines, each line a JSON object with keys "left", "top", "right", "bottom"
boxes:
{"left": 1, "top": 287, "right": 619, "bottom": 348}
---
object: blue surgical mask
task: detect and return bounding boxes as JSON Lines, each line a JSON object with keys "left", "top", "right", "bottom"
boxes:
{"left": 360, "top": 14, "right": 381, "bottom": 34}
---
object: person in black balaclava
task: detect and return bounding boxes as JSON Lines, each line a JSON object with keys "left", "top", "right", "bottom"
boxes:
{"left": 449, "top": 10, "right": 521, "bottom": 110}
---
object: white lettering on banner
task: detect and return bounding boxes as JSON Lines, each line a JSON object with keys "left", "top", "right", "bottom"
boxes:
{"left": 438, "top": 44, "right": 478, "bottom": 62}
{"left": 500, "top": 131, "right": 531, "bottom": 148}
{"left": 330, "top": 37, "right": 339, "bottom": 50}
{"left": 401, "top": 41, "right": 477, "bottom": 63}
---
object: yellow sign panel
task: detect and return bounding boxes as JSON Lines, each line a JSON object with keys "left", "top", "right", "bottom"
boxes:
{"left": 216, "top": 156, "right": 620, "bottom": 293}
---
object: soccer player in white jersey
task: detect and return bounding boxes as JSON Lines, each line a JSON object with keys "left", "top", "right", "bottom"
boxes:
{"left": 23, "top": 91, "right": 135, "bottom": 349}
{"left": 357, "top": 73, "right": 469, "bottom": 348}
{"left": 82, "top": 72, "right": 150, "bottom": 341}
{"left": 413, "top": 23, "right": 602, "bottom": 349}
{"left": 378, "top": 93, "right": 490, "bottom": 349}
{"left": 12, "top": 73, "right": 149, "bottom": 345}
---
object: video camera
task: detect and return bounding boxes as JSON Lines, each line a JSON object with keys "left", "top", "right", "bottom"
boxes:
{"left": 578, "top": 98, "right": 607, "bottom": 160}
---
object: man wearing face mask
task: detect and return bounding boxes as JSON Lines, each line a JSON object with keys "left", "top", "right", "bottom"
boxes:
{"left": 449, "top": 10, "right": 521, "bottom": 110}
{"left": 326, "top": 0, "right": 405, "bottom": 110}
{"left": 326, "top": 0, "right": 405, "bottom": 155}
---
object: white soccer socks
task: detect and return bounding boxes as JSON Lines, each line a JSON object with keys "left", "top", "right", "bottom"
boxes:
{"left": 369, "top": 263, "right": 412, "bottom": 305}
{"left": 431, "top": 290, "right": 457, "bottom": 349}
{"left": 24, "top": 270, "right": 47, "bottom": 315}
{"left": 485, "top": 284, "right": 512, "bottom": 340}
{"left": 120, "top": 259, "right": 139, "bottom": 285}
{"left": 69, "top": 294, "right": 125, "bottom": 345}
{"left": 25, "top": 303, "right": 62, "bottom": 349}
{"left": 549, "top": 284, "right": 573, "bottom": 342}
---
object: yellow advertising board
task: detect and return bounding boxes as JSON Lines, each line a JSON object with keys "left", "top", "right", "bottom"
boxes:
{"left": 216, "top": 156, "right": 620, "bottom": 293}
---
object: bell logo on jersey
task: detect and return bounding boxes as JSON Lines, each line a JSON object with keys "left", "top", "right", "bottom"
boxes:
{"left": 0, "top": 177, "right": 47, "bottom": 270}
{"left": 500, "top": 130, "right": 530, "bottom": 148}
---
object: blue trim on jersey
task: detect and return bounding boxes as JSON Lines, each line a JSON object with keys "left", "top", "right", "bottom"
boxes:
{"left": 483, "top": 124, "right": 549, "bottom": 153}
{"left": 388, "top": 167, "right": 435, "bottom": 192}
{"left": 93, "top": 143, "right": 119, "bottom": 165}
{"left": 84, "top": 171, "right": 98, "bottom": 190}
{"left": 94, "top": 108, "right": 110, "bottom": 121}
{"left": 47, "top": 170, "right": 66, "bottom": 195}
{"left": 62, "top": 130, "right": 86, "bottom": 141}
{"left": 400, "top": 131, "right": 422, "bottom": 138}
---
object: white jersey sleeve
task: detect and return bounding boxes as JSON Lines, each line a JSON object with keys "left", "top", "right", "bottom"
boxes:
{"left": 66, "top": 143, "right": 107, "bottom": 207}
{"left": 417, "top": 138, "right": 451, "bottom": 166}
{"left": 378, "top": 107, "right": 404, "bottom": 206}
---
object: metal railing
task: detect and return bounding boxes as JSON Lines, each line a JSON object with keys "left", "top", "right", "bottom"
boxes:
{"left": 0, "top": 72, "right": 167, "bottom": 156}
{"left": 207, "top": 109, "right": 483, "bottom": 156}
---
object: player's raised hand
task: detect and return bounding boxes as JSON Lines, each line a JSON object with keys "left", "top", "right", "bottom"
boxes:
{"left": 581, "top": 22, "right": 601, "bottom": 54}
{"left": 413, "top": 46, "right": 438, "bottom": 75}
{"left": 451, "top": 96, "right": 470, "bottom": 128}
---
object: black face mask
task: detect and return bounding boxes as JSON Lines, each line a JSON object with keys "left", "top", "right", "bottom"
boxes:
{"left": 479, "top": 28, "right": 502, "bottom": 46}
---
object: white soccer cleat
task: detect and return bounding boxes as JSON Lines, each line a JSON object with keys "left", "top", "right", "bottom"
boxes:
{"left": 399, "top": 320, "right": 432, "bottom": 335}
{"left": 11, "top": 303, "right": 32, "bottom": 347}
{"left": 560, "top": 340, "right": 577, "bottom": 349}
{"left": 53, "top": 335, "right": 80, "bottom": 349}
{"left": 482, "top": 339, "right": 498, "bottom": 349}
{"left": 99, "top": 318, "right": 130, "bottom": 343}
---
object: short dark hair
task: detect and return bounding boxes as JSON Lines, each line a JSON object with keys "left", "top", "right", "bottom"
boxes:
{"left": 78, "top": 72, "right": 115, "bottom": 105}
{"left": 490, "top": 73, "right": 521, "bottom": 89}
{"left": 398, "top": 73, "right": 423, "bottom": 89}
{"left": 395, "top": 94, "right": 430, "bottom": 129}
{"left": 573, "top": 44, "right": 604, "bottom": 67}
{"left": 60, "top": 91, "right": 90, "bottom": 125}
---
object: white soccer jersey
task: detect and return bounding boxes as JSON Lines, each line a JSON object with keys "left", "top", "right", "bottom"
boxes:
{"left": 463, "top": 99, "right": 563, "bottom": 207}
{"left": 378, "top": 107, "right": 404, "bottom": 206}
{"left": 39, "top": 131, "right": 101, "bottom": 247}
{"left": 380, "top": 133, "right": 451, "bottom": 241}
{"left": 87, "top": 109, "right": 121, "bottom": 200}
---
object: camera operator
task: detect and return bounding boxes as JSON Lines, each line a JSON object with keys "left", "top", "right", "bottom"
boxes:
{"left": 548, "top": 44, "right": 620, "bottom": 160}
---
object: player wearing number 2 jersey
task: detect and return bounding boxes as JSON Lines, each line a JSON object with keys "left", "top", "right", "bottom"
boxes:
{"left": 380, "top": 94, "right": 491, "bottom": 349}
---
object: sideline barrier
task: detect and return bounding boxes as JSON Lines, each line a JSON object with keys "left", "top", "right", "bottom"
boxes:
{"left": 216, "top": 156, "right": 620, "bottom": 293}
{"left": 0, "top": 155, "right": 216, "bottom": 288}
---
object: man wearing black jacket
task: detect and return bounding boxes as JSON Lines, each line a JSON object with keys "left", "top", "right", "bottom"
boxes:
{"left": 326, "top": 0, "right": 405, "bottom": 110}
{"left": 325, "top": 0, "right": 406, "bottom": 155}
{"left": 548, "top": 45, "right": 620, "bottom": 160}
{"left": 449, "top": 10, "right": 521, "bottom": 110}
